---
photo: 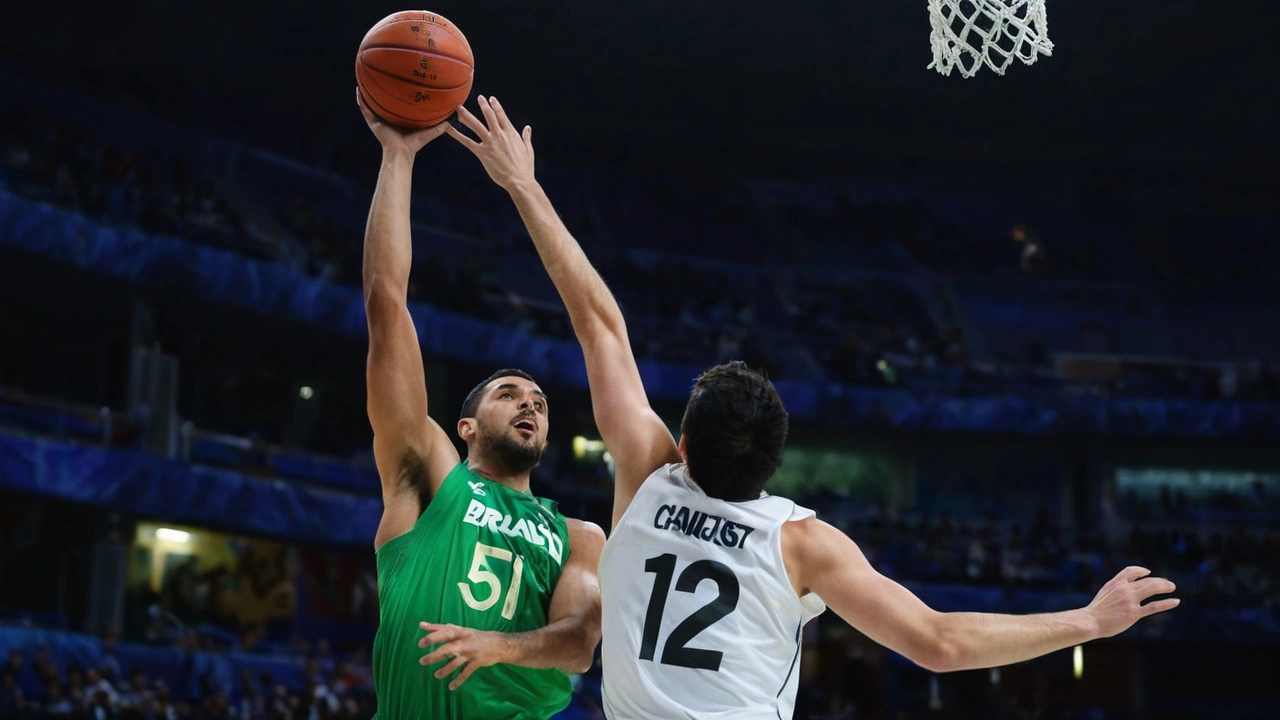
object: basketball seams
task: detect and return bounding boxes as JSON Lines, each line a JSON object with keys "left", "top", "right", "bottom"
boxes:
{"left": 359, "top": 59, "right": 472, "bottom": 93}
{"left": 356, "top": 64, "right": 460, "bottom": 128}
{"left": 357, "top": 66, "right": 446, "bottom": 125}
{"left": 358, "top": 47, "right": 474, "bottom": 84}
{"left": 356, "top": 68, "right": 416, "bottom": 125}
{"left": 361, "top": 45, "right": 471, "bottom": 61}
{"left": 362, "top": 15, "right": 468, "bottom": 45}
{"left": 357, "top": 84, "right": 414, "bottom": 126}
{"left": 359, "top": 20, "right": 472, "bottom": 58}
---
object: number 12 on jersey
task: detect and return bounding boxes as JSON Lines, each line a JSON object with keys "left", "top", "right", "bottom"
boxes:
{"left": 640, "top": 553, "right": 740, "bottom": 671}
{"left": 459, "top": 542, "right": 525, "bottom": 620}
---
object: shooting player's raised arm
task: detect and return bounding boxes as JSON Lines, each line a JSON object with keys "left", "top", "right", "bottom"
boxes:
{"left": 357, "top": 94, "right": 459, "bottom": 550}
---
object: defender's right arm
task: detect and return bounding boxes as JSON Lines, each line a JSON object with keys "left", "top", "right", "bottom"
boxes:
{"left": 447, "top": 96, "right": 679, "bottom": 530}
{"left": 786, "top": 518, "right": 1179, "bottom": 673}
{"left": 358, "top": 94, "right": 460, "bottom": 550}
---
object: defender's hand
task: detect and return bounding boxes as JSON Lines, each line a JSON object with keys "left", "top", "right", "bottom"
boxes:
{"left": 417, "top": 622, "right": 509, "bottom": 690}
{"left": 447, "top": 95, "right": 536, "bottom": 191}
{"left": 1085, "top": 566, "right": 1179, "bottom": 639}
{"left": 357, "top": 88, "right": 448, "bottom": 155}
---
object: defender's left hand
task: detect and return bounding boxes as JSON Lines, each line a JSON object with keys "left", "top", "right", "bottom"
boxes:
{"left": 417, "top": 622, "right": 509, "bottom": 690}
{"left": 447, "top": 95, "right": 536, "bottom": 191}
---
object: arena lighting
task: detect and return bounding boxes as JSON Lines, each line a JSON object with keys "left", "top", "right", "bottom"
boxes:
{"left": 155, "top": 528, "right": 191, "bottom": 543}
{"left": 572, "top": 436, "right": 607, "bottom": 460}
{"left": 1073, "top": 645, "right": 1083, "bottom": 679}
{"left": 299, "top": 386, "right": 314, "bottom": 400}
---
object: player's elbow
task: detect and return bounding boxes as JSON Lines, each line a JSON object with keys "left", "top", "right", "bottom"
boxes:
{"left": 577, "top": 313, "right": 627, "bottom": 351}
{"left": 553, "top": 632, "right": 597, "bottom": 675}
{"left": 561, "top": 651, "right": 595, "bottom": 676}
{"left": 914, "top": 638, "right": 964, "bottom": 674}
{"left": 914, "top": 616, "right": 965, "bottom": 673}
{"left": 363, "top": 279, "right": 406, "bottom": 325}
{"left": 563, "top": 614, "right": 601, "bottom": 675}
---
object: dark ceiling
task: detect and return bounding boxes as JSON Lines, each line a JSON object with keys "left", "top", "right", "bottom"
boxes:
{"left": 2, "top": 0, "right": 1274, "bottom": 179}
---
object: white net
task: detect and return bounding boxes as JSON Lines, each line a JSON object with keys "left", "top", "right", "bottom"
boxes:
{"left": 928, "top": 0, "right": 1054, "bottom": 78}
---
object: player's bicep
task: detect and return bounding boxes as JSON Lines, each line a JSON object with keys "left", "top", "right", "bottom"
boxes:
{"left": 800, "top": 520, "right": 943, "bottom": 668}
{"left": 547, "top": 520, "right": 604, "bottom": 628}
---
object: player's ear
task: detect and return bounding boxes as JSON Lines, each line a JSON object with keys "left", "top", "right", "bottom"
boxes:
{"left": 677, "top": 434, "right": 689, "bottom": 462}
{"left": 457, "top": 418, "right": 477, "bottom": 442}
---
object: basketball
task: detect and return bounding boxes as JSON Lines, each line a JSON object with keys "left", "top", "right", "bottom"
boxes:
{"left": 356, "top": 11, "right": 474, "bottom": 130}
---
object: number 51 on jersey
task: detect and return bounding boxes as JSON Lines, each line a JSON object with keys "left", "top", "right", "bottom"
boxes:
{"left": 459, "top": 542, "right": 526, "bottom": 621}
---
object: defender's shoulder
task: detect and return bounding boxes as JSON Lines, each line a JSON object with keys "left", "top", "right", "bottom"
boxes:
{"left": 781, "top": 515, "right": 847, "bottom": 561}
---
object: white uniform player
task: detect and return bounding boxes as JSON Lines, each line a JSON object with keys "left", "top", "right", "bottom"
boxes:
{"left": 600, "top": 464, "right": 825, "bottom": 720}
{"left": 459, "top": 94, "right": 1182, "bottom": 720}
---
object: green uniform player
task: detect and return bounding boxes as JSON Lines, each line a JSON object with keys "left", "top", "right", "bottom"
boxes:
{"left": 374, "top": 464, "right": 573, "bottom": 719}
{"left": 357, "top": 93, "right": 604, "bottom": 720}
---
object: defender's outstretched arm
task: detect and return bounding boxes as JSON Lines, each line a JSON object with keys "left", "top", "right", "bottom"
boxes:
{"left": 448, "top": 96, "right": 679, "bottom": 529}
{"left": 788, "top": 518, "right": 1179, "bottom": 672}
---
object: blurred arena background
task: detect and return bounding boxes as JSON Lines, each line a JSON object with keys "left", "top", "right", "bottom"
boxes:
{"left": 1, "top": 0, "right": 1277, "bottom": 718}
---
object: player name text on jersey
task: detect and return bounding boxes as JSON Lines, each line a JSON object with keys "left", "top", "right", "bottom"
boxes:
{"left": 653, "top": 504, "right": 756, "bottom": 549}
{"left": 461, "top": 498, "right": 565, "bottom": 564}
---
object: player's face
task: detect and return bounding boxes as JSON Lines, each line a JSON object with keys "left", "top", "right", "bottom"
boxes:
{"left": 474, "top": 377, "right": 549, "bottom": 473}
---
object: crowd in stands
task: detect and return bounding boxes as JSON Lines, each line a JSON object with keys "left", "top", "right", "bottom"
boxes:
{"left": 798, "top": 483, "right": 1280, "bottom": 621}
{"left": 0, "top": 634, "right": 377, "bottom": 720}
{"left": 1115, "top": 483, "right": 1280, "bottom": 610}
{"left": 6, "top": 96, "right": 1280, "bottom": 408}
{"left": 0, "top": 105, "right": 285, "bottom": 264}
{"left": 0, "top": 100, "right": 1046, "bottom": 392}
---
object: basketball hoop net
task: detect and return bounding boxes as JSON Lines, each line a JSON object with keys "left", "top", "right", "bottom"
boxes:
{"left": 928, "top": 0, "right": 1053, "bottom": 77}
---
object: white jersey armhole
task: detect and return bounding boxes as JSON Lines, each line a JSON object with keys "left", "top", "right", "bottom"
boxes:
{"left": 777, "top": 501, "right": 827, "bottom": 617}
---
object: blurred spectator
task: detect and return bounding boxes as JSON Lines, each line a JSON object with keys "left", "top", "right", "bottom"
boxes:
{"left": 1013, "top": 223, "right": 1048, "bottom": 275}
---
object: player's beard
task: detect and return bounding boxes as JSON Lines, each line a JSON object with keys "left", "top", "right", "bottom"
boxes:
{"left": 479, "top": 420, "right": 545, "bottom": 476}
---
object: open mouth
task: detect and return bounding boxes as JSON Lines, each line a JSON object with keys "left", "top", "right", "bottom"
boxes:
{"left": 513, "top": 418, "right": 537, "bottom": 436}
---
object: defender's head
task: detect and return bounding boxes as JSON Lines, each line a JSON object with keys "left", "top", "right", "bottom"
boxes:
{"left": 678, "top": 361, "right": 789, "bottom": 502}
{"left": 458, "top": 368, "right": 549, "bottom": 476}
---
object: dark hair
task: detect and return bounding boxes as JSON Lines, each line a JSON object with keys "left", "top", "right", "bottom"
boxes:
{"left": 460, "top": 368, "right": 538, "bottom": 421}
{"left": 680, "top": 361, "right": 789, "bottom": 501}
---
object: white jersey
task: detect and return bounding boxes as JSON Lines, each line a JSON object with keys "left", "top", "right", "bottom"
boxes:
{"left": 600, "top": 464, "right": 826, "bottom": 720}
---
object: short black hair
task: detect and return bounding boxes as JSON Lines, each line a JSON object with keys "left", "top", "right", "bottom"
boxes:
{"left": 460, "top": 368, "right": 538, "bottom": 421}
{"left": 680, "top": 361, "right": 789, "bottom": 502}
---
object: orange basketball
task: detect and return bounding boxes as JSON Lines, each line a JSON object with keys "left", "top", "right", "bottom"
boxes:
{"left": 356, "top": 11, "right": 474, "bottom": 130}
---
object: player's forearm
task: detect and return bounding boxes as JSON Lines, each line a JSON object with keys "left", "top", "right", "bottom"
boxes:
{"left": 498, "top": 616, "right": 597, "bottom": 674}
{"left": 505, "top": 179, "right": 626, "bottom": 343}
{"left": 929, "top": 608, "right": 1099, "bottom": 672}
{"left": 362, "top": 148, "right": 416, "bottom": 309}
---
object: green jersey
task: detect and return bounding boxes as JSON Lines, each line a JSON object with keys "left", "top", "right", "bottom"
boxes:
{"left": 372, "top": 463, "right": 573, "bottom": 719}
